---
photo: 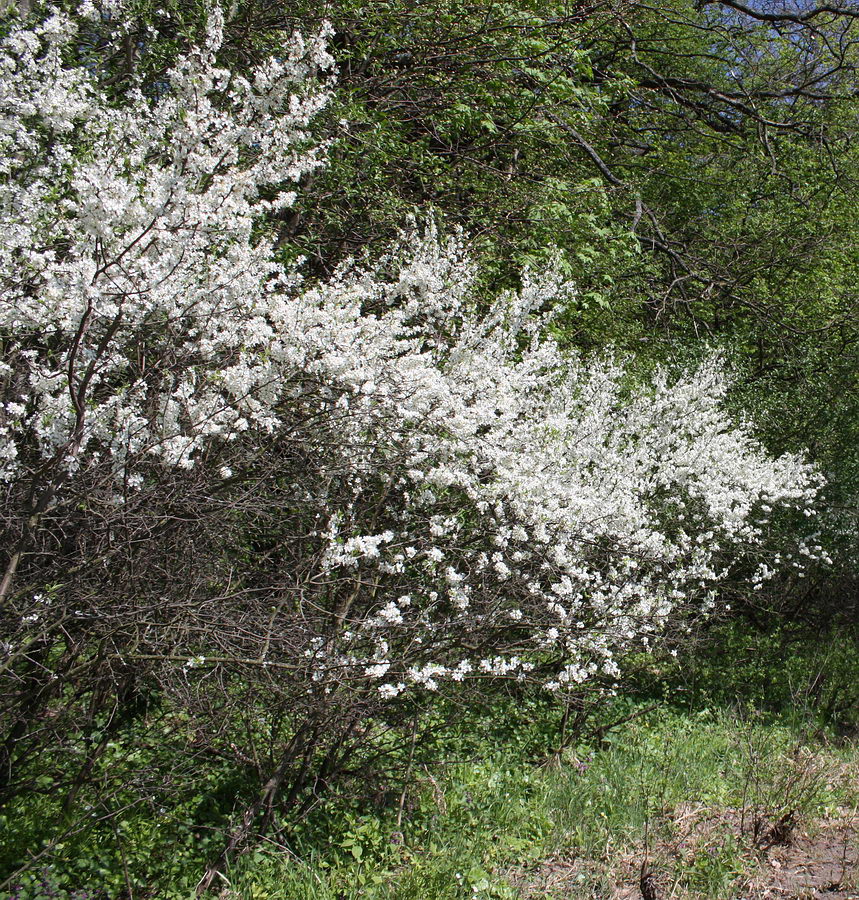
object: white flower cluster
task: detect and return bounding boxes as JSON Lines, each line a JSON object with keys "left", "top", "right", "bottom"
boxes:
{"left": 0, "top": 4, "right": 332, "bottom": 481}
{"left": 293, "top": 240, "right": 822, "bottom": 693}
{"left": 0, "top": 5, "right": 824, "bottom": 697}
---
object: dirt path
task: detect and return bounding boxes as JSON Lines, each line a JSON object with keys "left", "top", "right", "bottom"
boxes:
{"left": 749, "top": 809, "right": 857, "bottom": 899}
{"left": 513, "top": 804, "right": 857, "bottom": 899}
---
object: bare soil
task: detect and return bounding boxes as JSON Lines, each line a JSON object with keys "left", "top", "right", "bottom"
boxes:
{"left": 749, "top": 810, "right": 858, "bottom": 900}
{"left": 512, "top": 800, "right": 858, "bottom": 900}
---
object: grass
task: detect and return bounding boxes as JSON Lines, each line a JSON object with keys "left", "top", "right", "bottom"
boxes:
{"left": 216, "top": 705, "right": 859, "bottom": 900}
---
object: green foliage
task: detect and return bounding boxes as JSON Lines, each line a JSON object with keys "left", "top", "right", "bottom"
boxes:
{"left": 4, "top": 665, "right": 857, "bottom": 897}
{"left": 0, "top": 704, "right": 249, "bottom": 897}
{"left": 661, "top": 620, "right": 859, "bottom": 736}
{"left": 213, "top": 703, "right": 855, "bottom": 900}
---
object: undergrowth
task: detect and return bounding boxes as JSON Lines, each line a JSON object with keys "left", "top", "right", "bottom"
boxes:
{"left": 3, "top": 622, "right": 858, "bottom": 899}
{"left": 214, "top": 706, "right": 857, "bottom": 900}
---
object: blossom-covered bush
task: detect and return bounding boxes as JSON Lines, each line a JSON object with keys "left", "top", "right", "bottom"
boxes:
{"left": 0, "top": 2, "right": 823, "bottom": 855}
{"left": 0, "top": 0, "right": 822, "bottom": 683}
{"left": 0, "top": 4, "right": 331, "bottom": 484}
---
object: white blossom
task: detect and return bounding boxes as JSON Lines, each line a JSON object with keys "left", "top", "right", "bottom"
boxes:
{"left": 0, "top": 4, "right": 825, "bottom": 703}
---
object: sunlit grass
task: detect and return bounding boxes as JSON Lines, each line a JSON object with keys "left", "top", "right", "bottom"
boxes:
{"left": 222, "top": 705, "right": 858, "bottom": 900}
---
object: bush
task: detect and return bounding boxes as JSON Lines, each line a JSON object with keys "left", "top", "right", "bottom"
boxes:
{"left": 0, "top": 3, "right": 827, "bottom": 888}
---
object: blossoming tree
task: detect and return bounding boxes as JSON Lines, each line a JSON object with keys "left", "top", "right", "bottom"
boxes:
{"left": 0, "top": 1, "right": 824, "bottom": 881}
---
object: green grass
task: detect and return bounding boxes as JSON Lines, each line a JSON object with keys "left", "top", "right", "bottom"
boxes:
{"left": 5, "top": 704, "right": 856, "bottom": 899}
{"left": 216, "top": 706, "right": 858, "bottom": 900}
